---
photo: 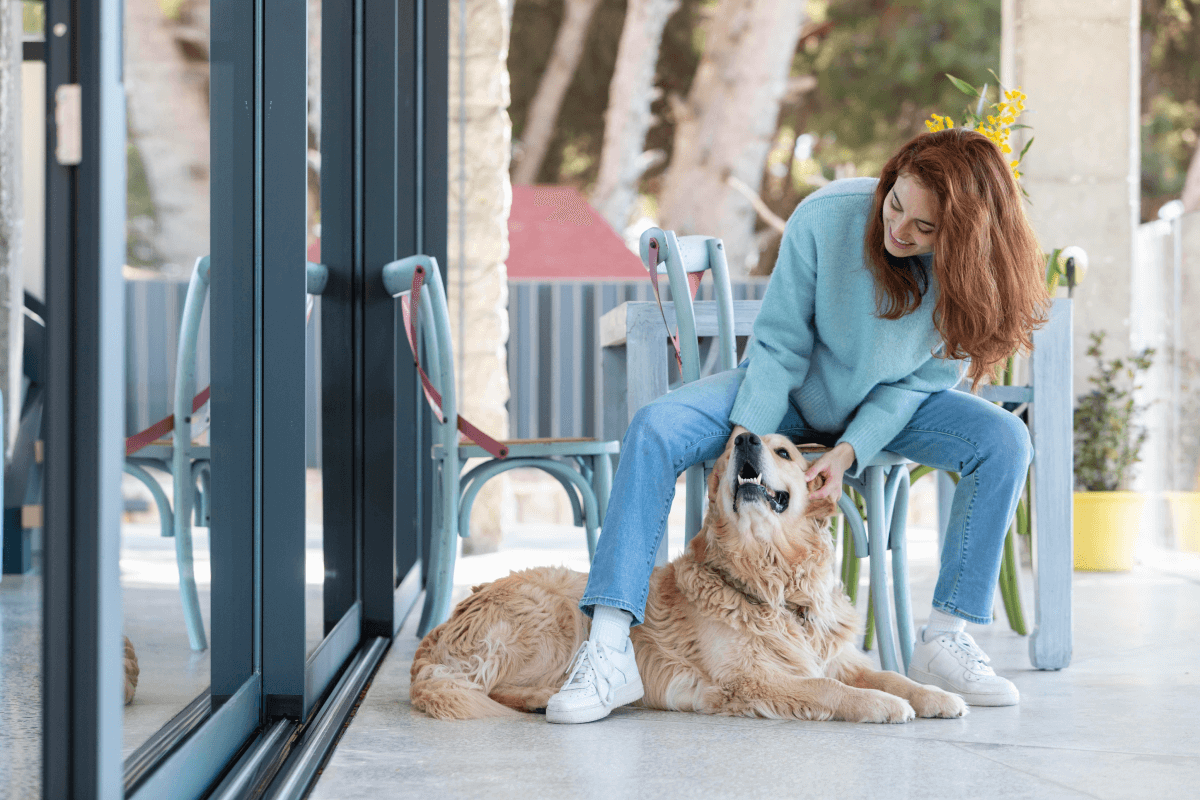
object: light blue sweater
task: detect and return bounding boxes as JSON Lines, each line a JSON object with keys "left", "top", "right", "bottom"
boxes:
{"left": 728, "top": 177, "right": 964, "bottom": 478}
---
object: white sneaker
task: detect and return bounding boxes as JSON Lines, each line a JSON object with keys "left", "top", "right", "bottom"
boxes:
{"left": 907, "top": 627, "right": 1020, "bottom": 707}
{"left": 545, "top": 638, "right": 644, "bottom": 724}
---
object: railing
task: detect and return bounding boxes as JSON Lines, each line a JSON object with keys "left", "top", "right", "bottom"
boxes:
{"left": 507, "top": 278, "right": 769, "bottom": 441}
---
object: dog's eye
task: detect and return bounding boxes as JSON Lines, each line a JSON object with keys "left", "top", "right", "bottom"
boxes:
{"left": 775, "top": 448, "right": 791, "bottom": 460}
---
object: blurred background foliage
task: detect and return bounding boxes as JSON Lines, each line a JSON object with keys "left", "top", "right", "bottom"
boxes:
{"left": 1142, "top": 0, "right": 1200, "bottom": 221}
{"left": 510, "top": 0, "right": 1200, "bottom": 232}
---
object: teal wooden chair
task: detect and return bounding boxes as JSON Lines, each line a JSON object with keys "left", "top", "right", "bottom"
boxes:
{"left": 644, "top": 226, "right": 925, "bottom": 675}
{"left": 382, "top": 255, "right": 620, "bottom": 637}
{"left": 639, "top": 227, "right": 736, "bottom": 548}
{"left": 648, "top": 227, "right": 1068, "bottom": 675}
{"left": 836, "top": 455, "right": 914, "bottom": 673}
{"left": 123, "top": 256, "right": 328, "bottom": 652}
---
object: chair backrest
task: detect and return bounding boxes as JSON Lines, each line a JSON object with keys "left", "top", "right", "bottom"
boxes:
{"left": 382, "top": 254, "right": 458, "bottom": 449}
{"left": 638, "top": 228, "right": 737, "bottom": 384}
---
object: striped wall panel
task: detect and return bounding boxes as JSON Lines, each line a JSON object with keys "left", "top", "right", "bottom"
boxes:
{"left": 506, "top": 279, "right": 769, "bottom": 441}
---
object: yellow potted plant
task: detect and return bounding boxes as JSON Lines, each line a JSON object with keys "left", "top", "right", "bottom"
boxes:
{"left": 1165, "top": 351, "right": 1200, "bottom": 552}
{"left": 1073, "top": 332, "right": 1155, "bottom": 570}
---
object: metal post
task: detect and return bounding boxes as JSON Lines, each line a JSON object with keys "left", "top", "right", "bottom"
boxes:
{"left": 41, "top": 0, "right": 125, "bottom": 795}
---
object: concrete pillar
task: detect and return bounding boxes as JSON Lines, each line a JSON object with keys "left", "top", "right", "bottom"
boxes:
{"left": 448, "top": 0, "right": 514, "bottom": 553}
{"left": 1002, "top": 0, "right": 1140, "bottom": 398}
{"left": 0, "top": 0, "right": 24, "bottom": 457}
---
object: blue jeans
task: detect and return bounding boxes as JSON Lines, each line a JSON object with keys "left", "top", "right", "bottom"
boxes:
{"left": 581, "top": 368, "right": 1033, "bottom": 626}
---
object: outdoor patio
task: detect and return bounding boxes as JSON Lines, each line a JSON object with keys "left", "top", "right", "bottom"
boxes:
{"left": 308, "top": 505, "right": 1200, "bottom": 799}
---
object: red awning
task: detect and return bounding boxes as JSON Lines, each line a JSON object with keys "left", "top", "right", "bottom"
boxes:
{"left": 506, "top": 185, "right": 646, "bottom": 280}
{"left": 307, "top": 185, "right": 647, "bottom": 281}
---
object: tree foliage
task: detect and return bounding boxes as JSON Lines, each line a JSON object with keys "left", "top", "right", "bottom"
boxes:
{"left": 1141, "top": 0, "right": 1200, "bottom": 219}
{"left": 787, "top": 0, "right": 1001, "bottom": 176}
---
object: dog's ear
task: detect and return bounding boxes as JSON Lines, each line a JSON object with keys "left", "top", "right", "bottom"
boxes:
{"left": 708, "top": 451, "right": 729, "bottom": 498}
{"left": 804, "top": 473, "right": 838, "bottom": 518}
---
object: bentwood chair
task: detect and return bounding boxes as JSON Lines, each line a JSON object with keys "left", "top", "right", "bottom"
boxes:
{"left": 639, "top": 227, "right": 737, "bottom": 545}
{"left": 123, "top": 256, "right": 328, "bottom": 651}
{"left": 645, "top": 226, "right": 920, "bottom": 674}
{"left": 382, "top": 255, "right": 620, "bottom": 637}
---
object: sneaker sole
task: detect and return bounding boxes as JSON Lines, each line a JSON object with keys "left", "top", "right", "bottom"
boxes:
{"left": 908, "top": 667, "right": 1020, "bottom": 707}
{"left": 545, "top": 678, "right": 645, "bottom": 724}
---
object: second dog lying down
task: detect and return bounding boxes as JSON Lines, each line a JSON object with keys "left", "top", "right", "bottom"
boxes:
{"left": 411, "top": 431, "right": 967, "bottom": 723}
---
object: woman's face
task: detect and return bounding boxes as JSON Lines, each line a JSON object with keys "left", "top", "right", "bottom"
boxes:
{"left": 882, "top": 173, "right": 938, "bottom": 258}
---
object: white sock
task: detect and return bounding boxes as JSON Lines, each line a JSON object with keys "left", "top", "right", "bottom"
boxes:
{"left": 923, "top": 608, "right": 966, "bottom": 642}
{"left": 589, "top": 605, "right": 633, "bottom": 650}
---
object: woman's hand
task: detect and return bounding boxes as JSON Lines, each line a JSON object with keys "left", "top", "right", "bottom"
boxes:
{"left": 804, "top": 442, "right": 856, "bottom": 502}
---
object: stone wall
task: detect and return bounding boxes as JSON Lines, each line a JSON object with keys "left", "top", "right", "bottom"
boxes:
{"left": 448, "top": 0, "right": 514, "bottom": 553}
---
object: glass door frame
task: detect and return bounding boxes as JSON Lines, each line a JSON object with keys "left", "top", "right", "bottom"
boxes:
{"left": 39, "top": 0, "right": 447, "bottom": 796}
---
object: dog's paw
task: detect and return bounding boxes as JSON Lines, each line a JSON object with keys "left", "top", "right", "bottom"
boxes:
{"left": 910, "top": 686, "right": 969, "bottom": 719}
{"left": 852, "top": 690, "right": 915, "bottom": 724}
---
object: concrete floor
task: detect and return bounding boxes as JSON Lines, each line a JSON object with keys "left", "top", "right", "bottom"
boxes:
{"left": 0, "top": 514, "right": 327, "bottom": 799}
{"left": 5, "top": 485, "right": 1200, "bottom": 799}
{"left": 310, "top": 523, "right": 1200, "bottom": 800}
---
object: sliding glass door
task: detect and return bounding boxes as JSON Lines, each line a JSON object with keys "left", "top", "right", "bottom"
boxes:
{"left": 28, "top": 0, "right": 445, "bottom": 796}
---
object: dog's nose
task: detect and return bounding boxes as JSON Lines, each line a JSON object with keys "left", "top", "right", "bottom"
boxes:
{"left": 734, "top": 432, "right": 760, "bottom": 450}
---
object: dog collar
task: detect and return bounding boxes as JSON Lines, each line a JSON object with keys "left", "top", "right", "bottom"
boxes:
{"left": 711, "top": 566, "right": 809, "bottom": 622}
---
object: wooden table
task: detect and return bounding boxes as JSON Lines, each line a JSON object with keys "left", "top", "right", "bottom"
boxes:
{"left": 599, "top": 298, "right": 1074, "bottom": 670}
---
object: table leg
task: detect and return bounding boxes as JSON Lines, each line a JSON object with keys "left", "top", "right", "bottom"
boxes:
{"left": 1029, "top": 299, "right": 1073, "bottom": 670}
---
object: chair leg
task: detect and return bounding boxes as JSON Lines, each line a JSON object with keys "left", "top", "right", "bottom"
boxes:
{"left": 889, "top": 470, "right": 914, "bottom": 673}
{"left": 418, "top": 462, "right": 459, "bottom": 638}
{"left": 866, "top": 467, "right": 899, "bottom": 672}
{"left": 684, "top": 464, "right": 704, "bottom": 545}
{"left": 592, "top": 453, "right": 613, "bottom": 529}
{"left": 171, "top": 468, "right": 208, "bottom": 652}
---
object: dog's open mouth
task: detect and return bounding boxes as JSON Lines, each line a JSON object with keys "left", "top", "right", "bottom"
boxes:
{"left": 734, "top": 459, "right": 790, "bottom": 513}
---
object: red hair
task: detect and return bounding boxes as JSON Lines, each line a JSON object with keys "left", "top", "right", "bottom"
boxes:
{"left": 864, "top": 129, "right": 1050, "bottom": 390}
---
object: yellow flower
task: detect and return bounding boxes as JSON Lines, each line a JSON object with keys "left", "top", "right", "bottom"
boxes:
{"left": 927, "top": 83, "right": 1028, "bottom": 183}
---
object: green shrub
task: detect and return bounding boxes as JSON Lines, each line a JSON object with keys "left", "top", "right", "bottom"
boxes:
{"left": 1074, "top": 331, "right": 1154, "bottom": 492}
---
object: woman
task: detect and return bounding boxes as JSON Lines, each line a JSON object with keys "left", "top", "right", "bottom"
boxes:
{"left": 545, "top": 128, "right": 1049, "bottom": 724}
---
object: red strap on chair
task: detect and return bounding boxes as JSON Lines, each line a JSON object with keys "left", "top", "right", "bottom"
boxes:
{"left": 125, "top": 386, "right": 211, "bottom": 456}
{"left": 400, "top": 265, "right": 509, "bottom": 459}
{"left": 646, "top": 238, "right": 703, "bottom": 373}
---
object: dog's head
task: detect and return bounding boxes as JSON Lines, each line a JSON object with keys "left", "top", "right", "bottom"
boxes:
{"left": 704, "top": 430, "right": 837, "bottom": 556}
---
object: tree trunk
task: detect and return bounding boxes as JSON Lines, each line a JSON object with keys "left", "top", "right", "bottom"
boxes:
{"left": 657, "top": 0, "right": 807, "bottom": 274}
{"left": 1183, "top": 139, "right": 1200, "bottom": 214}
{"left": 511, "top": 0, "right": 602, "bottom": 185}
{"left": 0, "top": 0, "right": 23, "bottom": 456}
{"left": 124, "top": 0, "right": 211, "bottom": 277}
{"left": 590, "top": 0, "right": 680, "bottom": 232}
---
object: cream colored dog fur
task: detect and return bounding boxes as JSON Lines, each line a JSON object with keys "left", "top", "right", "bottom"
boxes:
{"left": 411, "top": 432, "right": 967, "bottom": 723}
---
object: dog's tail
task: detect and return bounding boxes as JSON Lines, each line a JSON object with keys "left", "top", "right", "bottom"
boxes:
{"left": 410, "top": 625, "right": 521, "bottom": 720}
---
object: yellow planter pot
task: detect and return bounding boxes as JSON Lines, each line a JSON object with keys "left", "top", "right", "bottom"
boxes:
{"left": 1165, "top": 492, "right": 1200, "bottom": 553}
{"left": 1073, "top": 492, "right": 1146, "bottom": 571}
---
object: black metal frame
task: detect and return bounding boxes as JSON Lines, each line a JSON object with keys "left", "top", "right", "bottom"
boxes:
{"left": 38, "top": 0, "right": 446, "bottom": 794}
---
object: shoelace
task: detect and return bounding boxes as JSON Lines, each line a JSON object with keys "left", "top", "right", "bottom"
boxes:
{"left": 946, "top": 631, "right": 995, "bottom": 675}
{"left": 563, "top": 641, "right": 616, "bottom": 706}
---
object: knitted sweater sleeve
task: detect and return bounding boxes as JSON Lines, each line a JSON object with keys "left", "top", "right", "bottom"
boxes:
{"left": 728, "top": 212, "right": 818, "bottom": 435}
{"left": 837, "top": 352, "right": 965, "bottom": 479}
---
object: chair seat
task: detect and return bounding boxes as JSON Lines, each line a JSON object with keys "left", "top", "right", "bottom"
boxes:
{"left": 456, "top": 437, "right": 620, "bottom": 460}
{"left": 130, "top": 444, "right": 211, "bottom": 462}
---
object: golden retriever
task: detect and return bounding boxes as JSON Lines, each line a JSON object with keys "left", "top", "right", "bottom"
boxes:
{"left": 411, "top": 431, "right": 967, "bottom": 723}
